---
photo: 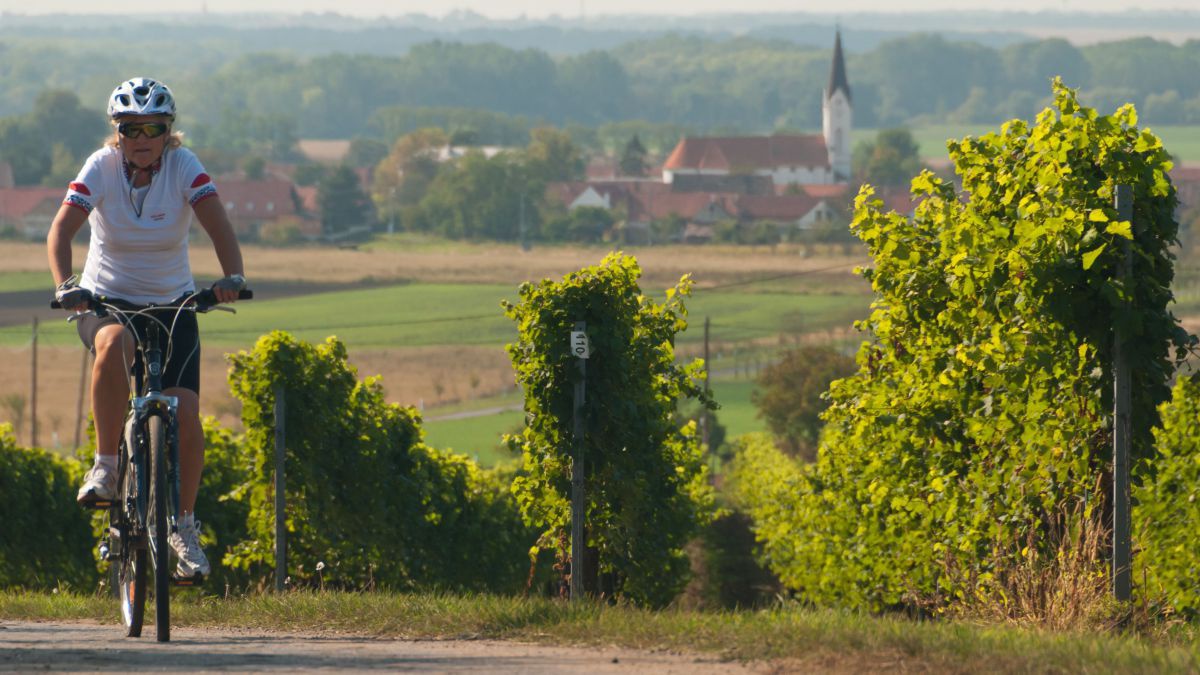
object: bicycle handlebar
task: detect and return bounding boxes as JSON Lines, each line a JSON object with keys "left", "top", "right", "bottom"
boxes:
{"left": 51, "top": 288, "right": 253, "bottom": 311}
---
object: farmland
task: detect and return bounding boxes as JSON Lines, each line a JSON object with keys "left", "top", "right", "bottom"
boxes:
{"left": 0, "top": 239, "right": 873, "bottom": 463}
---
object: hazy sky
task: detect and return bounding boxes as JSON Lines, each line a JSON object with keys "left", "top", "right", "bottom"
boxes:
{"left": 1, "top": 0, "right": 1196, "bottom": 17}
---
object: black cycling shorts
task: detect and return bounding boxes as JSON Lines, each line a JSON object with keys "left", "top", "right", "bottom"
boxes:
{"left": 76, "top": 300, "right": 202, "bottom": 396}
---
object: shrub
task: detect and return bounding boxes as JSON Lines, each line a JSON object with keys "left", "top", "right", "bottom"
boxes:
{"left": 503, "top": 253, "right": 716, "bottom": 607}
{"left": 751, "top": 345, "right": 855, "bottom": 460}
{"left": 0, "top": 424, "right": 96, "bottom": 590}
{"left": 733, "top": 82, "right": 1192, "bottom": 613}
{"left": 224, "top": 331, "right": 533, "bottom": 592}
{"left": 1135, "top": 375, "right": 1200, "bottom": 616}
{"left": 193, "top": 417, "right": 255, "bottom": 591}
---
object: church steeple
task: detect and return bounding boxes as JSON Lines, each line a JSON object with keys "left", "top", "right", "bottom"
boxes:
{"left": 822, "top": 29, "right": 853, "bottom": 182}
{"left": 827, "top": 30, "right": 851, "bottom": 103}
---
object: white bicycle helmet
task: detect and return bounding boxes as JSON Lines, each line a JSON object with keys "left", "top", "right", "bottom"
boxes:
{"left": 107, "top": 78, "right": 176, "bottom": 119}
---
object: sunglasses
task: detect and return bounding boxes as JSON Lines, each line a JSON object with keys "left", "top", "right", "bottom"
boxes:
{"left": 118, "top": 122, "right": 170, "bottom": 139}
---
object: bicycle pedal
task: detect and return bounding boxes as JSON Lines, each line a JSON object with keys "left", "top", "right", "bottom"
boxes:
{"left": 172, "top": 573, "right": 204, "bottom": 587}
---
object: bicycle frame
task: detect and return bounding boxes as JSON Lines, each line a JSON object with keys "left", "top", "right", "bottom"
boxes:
{"left": 131, "top": 318, "right": 181, "bottom": 543}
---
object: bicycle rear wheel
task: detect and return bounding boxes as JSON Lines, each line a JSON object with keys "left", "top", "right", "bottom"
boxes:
{"left": 147, "top": 414, "right": 170, "bottom": 643}
{"left": 116, "top": 447, "right": 146, "bottom": 638}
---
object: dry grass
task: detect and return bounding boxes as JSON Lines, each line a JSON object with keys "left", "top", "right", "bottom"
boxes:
{"left": 939, "top": 501, "right": 1130, "bottom": 633}
{"left": 0, "top": 342, "right": 516, "bottom": 452}
{"left": 0, "top": 240, "right": 868, "bottom": 290}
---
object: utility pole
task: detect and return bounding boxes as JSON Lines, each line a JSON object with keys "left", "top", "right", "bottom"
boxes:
{"left": 31, "top": 317, "right": 38, "bottom": 448}
{"left": 388, "top": 187, "right": 396, "bottom": 235}
{"left": 570, "top": 322, "right": 589, "bottom": 601}
{"left": 702, "top": 316, "right": 711, "bottom": 451}
{"left": 74, "top": 349, "right": 88, "bottom": 449}
{"left": 519, "top": 193, "right": 530, "bottom": 251}
{"left": 274, "top": 384, "right": 287, "bottom": 592}
{"left": 1112, "top": 184, "right": 1133, "bottom": 603}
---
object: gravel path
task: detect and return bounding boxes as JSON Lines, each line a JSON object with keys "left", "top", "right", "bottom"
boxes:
{"left": 0, "top": 620, "right": 768, "bottom": 673}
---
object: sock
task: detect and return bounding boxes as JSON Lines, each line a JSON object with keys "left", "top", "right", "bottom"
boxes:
{"left": 95, "top": 454, "right": 117, "bottom": 472}
{"left": 178, "top": 511, "right": 195, "bottom": 528}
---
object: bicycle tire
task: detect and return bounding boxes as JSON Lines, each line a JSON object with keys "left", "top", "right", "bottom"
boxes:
{"left": 148, "top": 414, "right": 170, "bottom": 642}
{"left": 116, "top": 444, "right": 146, "bottom": 638}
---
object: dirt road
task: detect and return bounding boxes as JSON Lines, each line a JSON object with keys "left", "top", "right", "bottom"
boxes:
{"left": 0, "top": 621, "right": 768, "bottom": 673}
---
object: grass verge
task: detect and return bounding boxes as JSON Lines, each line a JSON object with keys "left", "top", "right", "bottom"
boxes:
{"left": 1, "top": 590, "right": 1197, "bottom": 672}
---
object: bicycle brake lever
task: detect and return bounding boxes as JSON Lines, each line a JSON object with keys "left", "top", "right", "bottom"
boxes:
{"left": 209, "top": 305, "right": 236, "bottom": 314}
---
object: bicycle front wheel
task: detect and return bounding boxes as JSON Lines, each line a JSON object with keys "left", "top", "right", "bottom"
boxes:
{"left": 116, "top": 448, "right": 146, "bottom": 637}
{"left": 147, "top": 414, "right": 170, "bottom": 643}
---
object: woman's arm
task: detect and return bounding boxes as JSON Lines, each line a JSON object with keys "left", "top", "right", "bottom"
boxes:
{"left": 193, "top": 197, "right": 245, "bottom": 302}
{"left": 46, "top": 203, "right": 88, "bottom": 287}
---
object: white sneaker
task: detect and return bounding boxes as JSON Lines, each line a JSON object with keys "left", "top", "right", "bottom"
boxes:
{"left": 169, "top": 515, "right": 211, "bottom": 578}
{"left": 76, "top": 464, "right": 117, "bottom": 503}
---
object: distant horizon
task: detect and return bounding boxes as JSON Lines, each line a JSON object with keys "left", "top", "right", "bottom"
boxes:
{"left": 1, "top": 2, "right": 1197, "bottom": 18}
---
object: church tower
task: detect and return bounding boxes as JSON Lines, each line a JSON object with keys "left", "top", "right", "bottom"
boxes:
{"left": 822, "top": 30, "right": 853, "bottom": 182}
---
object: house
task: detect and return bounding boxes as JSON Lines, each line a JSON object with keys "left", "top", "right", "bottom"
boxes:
{"left": 671, "top": 173, "right": 775, "bottom": 195}
{"left": 662, "top": 135, "right": 837, "bottom": 186}
{"left": 212, "top": 178, "right": 318, "bottom": 239}
{"left": 547, "top": 180, "right": 843, "bottom": 243}
{"left": 0, "top": 187, "right": 70, "bottom": 239}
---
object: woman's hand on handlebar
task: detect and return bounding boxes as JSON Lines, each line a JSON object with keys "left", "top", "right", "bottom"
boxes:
{"left": 210, "top": 274, "right": 246, "bottom": 304}
{"left": 54, "top": 275, "right": 94, "bottom": 311}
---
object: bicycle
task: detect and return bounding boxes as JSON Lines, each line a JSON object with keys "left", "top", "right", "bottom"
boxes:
{"left": 53, "top": 285, "right": 251, "bottom": 642}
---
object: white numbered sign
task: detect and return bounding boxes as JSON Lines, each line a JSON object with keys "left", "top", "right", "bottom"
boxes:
{"left": 571, "top": 331, "right": 591, "bottom": 359}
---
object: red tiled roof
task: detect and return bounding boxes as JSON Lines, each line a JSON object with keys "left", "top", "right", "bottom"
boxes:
{"left": 0, "top": 187, "right": 67, "bottom": 221}
{"left": 214, "top": 179, "right": 299, "bottom": 219}
{"left": 664, "top": 135, "right": 830, "bottom": 172}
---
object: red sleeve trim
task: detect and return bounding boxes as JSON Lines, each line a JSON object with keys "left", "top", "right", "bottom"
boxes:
{"left": 68, "top": 181, "right": 91, "bottom": 196}
{"left": 190, "top": 173, "right": 212, "bottom": 189}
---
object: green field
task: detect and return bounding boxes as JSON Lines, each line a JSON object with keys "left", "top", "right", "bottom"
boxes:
{"left": 0, "top": 270, "right": 48, "bottom": 293}
{"left": 0, "top": 281, "right": 872, "bottom": 349}
{"left": 424, "top": 407, "right": 523, "bottom": 466}
{"left": 423, "top": 374, "right": 769, "bottom": 466}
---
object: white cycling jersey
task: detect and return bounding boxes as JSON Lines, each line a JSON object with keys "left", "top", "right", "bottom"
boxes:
{"left": 63, "top": 145, "right": 219, "bottom": 304}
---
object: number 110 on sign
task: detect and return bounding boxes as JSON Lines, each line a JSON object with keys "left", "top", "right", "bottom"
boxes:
{"left": 571, "top": 331, "right": 590, "bottom": 359}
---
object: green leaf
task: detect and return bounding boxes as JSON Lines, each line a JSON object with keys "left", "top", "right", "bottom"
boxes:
{"left": 1106, "top": 221, "right": 1133, "bottom": 240}
{"left": 1082, "top": 244, "right": 1107, "bottom": 270}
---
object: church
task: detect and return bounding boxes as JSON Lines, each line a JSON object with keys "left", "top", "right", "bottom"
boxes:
{"left": 661, "top": 31, "right": 853, "bottom": 186}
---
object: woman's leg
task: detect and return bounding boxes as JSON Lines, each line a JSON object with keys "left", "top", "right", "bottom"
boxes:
{"left": 91, "top": 323, "right": 134, "bottom": 457}
{"left": 166, "top": 387, "right": 203, "bottom": 514}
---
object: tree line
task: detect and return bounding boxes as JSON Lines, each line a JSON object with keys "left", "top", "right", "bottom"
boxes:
{"left": 0, "top": 32, "right": 1196, "bottom": 143}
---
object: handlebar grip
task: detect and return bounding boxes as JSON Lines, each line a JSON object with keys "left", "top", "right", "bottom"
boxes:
{"left": 239, "top": 289, "right": 253, "bottom": 300}
{"left": 50, "top": 300, "right": 61, "bottom": 309}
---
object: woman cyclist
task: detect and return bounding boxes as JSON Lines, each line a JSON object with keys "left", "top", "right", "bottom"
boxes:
{"left": 46, "top": 77, "right": 245, "bottom": 579}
